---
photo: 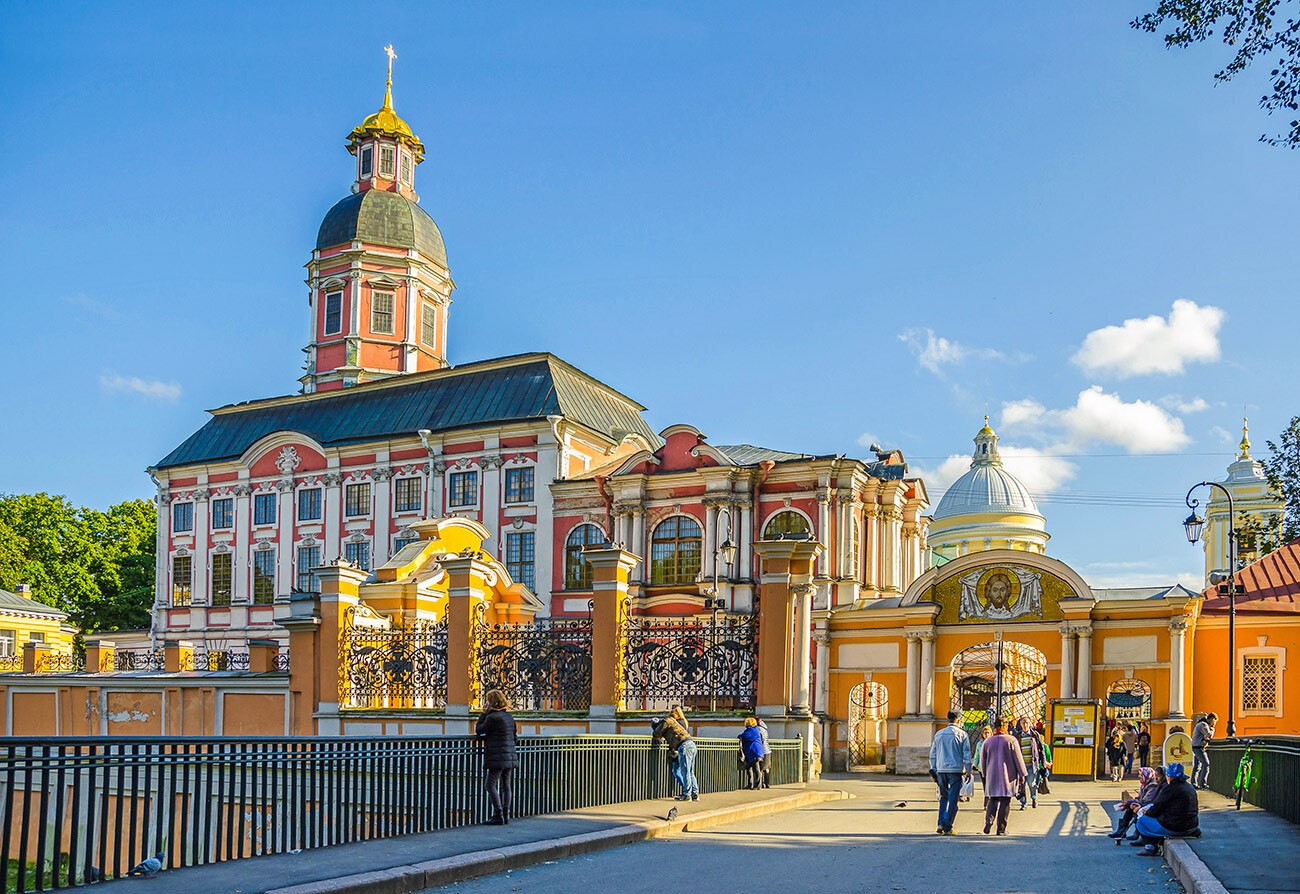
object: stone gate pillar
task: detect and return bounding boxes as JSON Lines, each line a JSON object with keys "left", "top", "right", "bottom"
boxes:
{"left": 442, "top": 553, "right": 495, "bottom": 733}
{"left": 752, "top": 538, "right": 822, "bottom": 717}
{"left": 584, "top": 546, "right": 639, "bottom": 732}
{"left": 303, "top": 558, "right": 366, "bottom": 735}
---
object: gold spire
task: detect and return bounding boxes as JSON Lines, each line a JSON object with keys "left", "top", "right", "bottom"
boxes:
{"left": 347, "top": 45, "right": 425, "bottom": 162}
{"left": 1239, "top": 416, "right": 1252, "bottom": 461}
{"left": 384, "top": 45, "right": 396, "bottom": 110}
{"left": 978, "top": 414, "right": 994, "bottom": 436}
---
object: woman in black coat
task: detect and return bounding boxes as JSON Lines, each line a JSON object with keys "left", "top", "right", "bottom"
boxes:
{"left": 475, "top": 689, "right": 518, "bottom": 825}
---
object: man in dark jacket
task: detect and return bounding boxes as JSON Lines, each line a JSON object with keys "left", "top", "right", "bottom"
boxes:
{"left": 1134, "top": 763, "right": 1198, "bottom": 855}
{"left": 652, "top": 715, "right": 698, "bottom": 801}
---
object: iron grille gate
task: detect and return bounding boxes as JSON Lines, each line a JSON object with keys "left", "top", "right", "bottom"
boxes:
{"left": 339, "top": 613, "right": 448, "bottom": 709}
{"left": 476, "top": 611, "right": 593, "bottom": 711}
{"left": 622, "top": 612, "right": 759, "bottom": 712}
{"left": 847, "top": 682, "right": 888, "bottom": 768}
{"left": 950, "top": 640, "right": 1048, "bottom": 727}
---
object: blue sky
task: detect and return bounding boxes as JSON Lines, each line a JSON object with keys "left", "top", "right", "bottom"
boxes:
{"left": 2, "top": 2, "right": 1296, "bottom": 588}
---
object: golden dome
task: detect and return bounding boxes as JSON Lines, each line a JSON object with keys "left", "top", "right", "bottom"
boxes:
{"left": 977, "top": 414, "right": 994, "bottom": 436}
{"left": 347, "top": 51, "right": 426, "bottom": 163}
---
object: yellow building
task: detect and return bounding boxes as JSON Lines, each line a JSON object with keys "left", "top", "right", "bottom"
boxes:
{"left": 928, "top": 419, "right": 1049, "bottom": 561}
{"left": 1202, "top": 419, "right": 1285, "bottom": 584}
{"left": 0, "top": 585, "right": 76, "bottom": 666}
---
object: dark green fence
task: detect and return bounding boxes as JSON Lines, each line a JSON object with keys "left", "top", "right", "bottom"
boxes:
{"left": 0, "top": 734, "right": 803, "bottom": 891}
{"left": 1206, "top": 735, "right": 1300, "bottom": 824}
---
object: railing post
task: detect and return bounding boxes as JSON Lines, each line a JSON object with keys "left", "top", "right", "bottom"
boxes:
{"left": 22, "top": 642, "right": 51, "bottom": 674}
{"left": 247, "top": 639, "right": 280, "bottom": 673}
{"left": 163, "top": 640, "right": 194, "bottom": 673}
{"left": 83, "top": 638, "right": 114, "bottom": 673}
{"left": 583, "top": 547, "right": 640, "bottom": 732}
{"left": 441, "top": 553, "right": 495, "bottom": 733}
{"left": 308, "top": 559, "right": 366, "bottom": 735}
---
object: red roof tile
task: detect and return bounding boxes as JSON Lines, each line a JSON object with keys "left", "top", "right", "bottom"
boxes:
{"left": 1202, "top": 537, "right": 1300, "bottom": 615}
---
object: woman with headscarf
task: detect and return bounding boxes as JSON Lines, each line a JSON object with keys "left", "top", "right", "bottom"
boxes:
{"left": 1108, "top": 766, "right": 1161, "bottom": 840}
{"left": 1134, "top": 764, "right": 1199, "bottom": 856}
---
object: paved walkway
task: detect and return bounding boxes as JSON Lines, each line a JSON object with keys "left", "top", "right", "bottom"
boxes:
{"left": 1186, "top": 788, "right": 1300, "bottom": 893}
{"left": 423, "top": 775, "right": 1186, "bottom": 894}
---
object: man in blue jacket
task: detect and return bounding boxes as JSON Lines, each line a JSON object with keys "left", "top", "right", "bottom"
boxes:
{"left": 929, "top": 710, "right": 973, "bottom": 834}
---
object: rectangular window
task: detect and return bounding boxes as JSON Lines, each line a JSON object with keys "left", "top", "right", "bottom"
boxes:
{"left": 0, "top": 630, "right": 14, "bottom": 657}
{"left": 27, "top": 631, "right": 44, "bottom": 643}
{"left": 211, "top": 553, "right": 232, "bottom": 606}
{"left": 504, "top": 467, "right": 534, "bottom": 504}
{"left": 371, "top": 291, "right": 394, "bottom": 334}
{"left": 345, "top": 482, "right": 371, "bottom": 517}
{"left": 380, "top": 145, "right": 395, "bottom": 177}
{"left": 360, "top": 147, "right": 373, "bottom": 177}
{"left": 395, "top": 477, "right": 422, "bottom": 512}
{"left": 422, "top": 301, "right": 437, "bottom": 347}
{"left": 324, "top": 292, "right": 343, "bottom": 336}
{"left": 448, "top": 471, "right": 477, "bottom": 507}
{"left": 298, "top": 488, "right": 322, "bottom": 521}
{"left": 173, "top": 503, "right": 193, "bottom": 533}
{"left": 344, "top": 541, "right": 371, "bottom": 572}
{"left": 505, "top": 532, "right": 535, "bottom": 592}
{"left": 211, "top": 498, "right": 233, "bottom": 530}
{"left": 252, "top": 551, "right": 275, "bottom": 604}
{"left": 1242, "top": 655, "right": 1279, "bottom": 713}
{"left": 296, "top": 546, "right": 321, "bottom": 592}
{"left": 393, "top": 536, "right": 420, "bottom": 553}
{"left": 401, "top": 153, "right": 412, "bottom": 183}
{"left": 172, "top": 555, "right": 192, "bottom": 606}
{"left": 254, "top": 493, "right": 277, "bottom": 525}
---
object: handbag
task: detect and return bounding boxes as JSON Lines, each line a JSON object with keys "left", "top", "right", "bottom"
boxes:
{"left": 960, "top": 775, "right": 975, "bottom": 799}
{"left": 1037, "top": 775, "right": 1051, "bottom": 795}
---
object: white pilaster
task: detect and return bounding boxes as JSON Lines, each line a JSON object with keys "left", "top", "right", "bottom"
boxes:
{"left": 905, "top": 633, "right": 920, "bottom": 715}
{"left": 192, "top": 487, "right": 210, "bottom": 606}
{"left": 1168, "top": 618, "right": 1189, "bottom": 718}
{"left": 373, "top": 467, "right": 392, "bottom": 566}
{"left": 324, "top": 472, "right": 343, "bottom": 561}
{"left": 1059, "top": 626, "right": 1075, "bottom": 698}
{"left": 737, "top": 500, "right": 752, "bottom": 580}
{"left": 276, "top": 480, "right": 294, "bottom": 595}
{"left": 233, "top": 484, "right": 251, "bottom": 603}
{"left": 481, "top": 454, "right": 502, "bottom": 552}
{"left": 919, "top": 633, "right": 936, "bottom": 717}
{"left": 792, "top": 584, "right": 813, "bottom": 714}
{"left": 813, "top": 628, "right": 830, "bottom": 715}
{"left": 1076, "top": 625, "right": 1093, "bottom": 699}
{"left": 815, "top": 487, "right": 830, "bottom": 578}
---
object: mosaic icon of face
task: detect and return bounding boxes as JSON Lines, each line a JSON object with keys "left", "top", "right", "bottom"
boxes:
{"left": 986, "top": 573, "right": 1012, "bottom": 609}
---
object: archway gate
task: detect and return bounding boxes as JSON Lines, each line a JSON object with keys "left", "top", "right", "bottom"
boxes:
{"left": 950, "top": 640, "right": 1048, "bottom": 729}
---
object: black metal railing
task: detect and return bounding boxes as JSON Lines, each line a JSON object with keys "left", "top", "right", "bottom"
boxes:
{"left": 1206, "top": 735, "right": 1300, "bottom": 824}
{"left": 0, "top": 656, "right": 23, "bottom": 673}
{"left": 477, "top": 613, "right": 593, "bottom": 711}
{"left": 339, "top": 615, "right": 448, "bottom": 709}
{"left": 0, "top": 734, "right": 803, "bottom": 891}
{"left": 112, "top": 651, "right": 165, "bottom": 672}
{"left": 623, "top": 613, "right": 759, "bottom": 712}
{"left": 192, "top": 651, "right": 251, "bottom": 672}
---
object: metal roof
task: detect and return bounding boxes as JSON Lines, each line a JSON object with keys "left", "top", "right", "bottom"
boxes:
{"left": 1090, "top": 585, "right": 1201, "bottom": 602}
{"left": 715, "top": 444, "right": 815, "bottom": 465}
{"left": 1203, "top": 537, "right": 1300, "bottom": 615}
{"left": 0, "top": 589, "right": 65, "bottom": 617}
{"left": 316, "top": 190, "right": 447, "bottom": 267}
{"left": 156, "top": 354, "right": 658, "bottom": 470}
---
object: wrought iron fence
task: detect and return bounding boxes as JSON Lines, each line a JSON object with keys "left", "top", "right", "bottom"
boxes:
{"left": 339, "top": 615, "right": 448, "bottom": 709}
{"left": 477, "top": 612, "right": 593, "bottom": 711}
{"left": 42, "top": 654, "right": 85, "bottom": 674}
{"left": 1207, "top": 736, "right": 1300, "bottom": 825}
{"left": 192, "top": 651, "right": 251, "bottom": 672}
{"left": 623, "top": 612, "right": 759, "bottom": 712}
{"left": 0, "top": 733, "right": 803, "bottom": 891}
{"left": 0, "top": 656, "right": 24, "bottom": 672}
{"left": 112, "top": 651, "right": 165, "bottom": 672}
{"left": 275, "top": 651, "right": 291, "bottom": 673}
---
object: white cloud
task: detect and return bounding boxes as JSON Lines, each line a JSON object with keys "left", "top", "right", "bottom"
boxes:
{"left": 100, "top": 372, "right": 182, "bottom": 401}
{"left": 912, "top": 454, "right": 972, "bottom": 495}
{"left": 1209, "top": 425, "right": 1234, "bottom": 445}
{"left": 1072, "top": 300, "right": 1225, "bottom": 378}
{"left": 856, "top": 432, "right": 882, "bottom": 449}
{"left": 898, "top": 328, "right": 1015, "bottom": 374}
{"left": 913, "top": 445, "right": 1077, "bottom": 499}
{"left": 1159, "top": 395, "right": 1210, "bottom": 414}
{"left": 1084, "top": 570, "right": 1204, "bottom": 590}
{"left": 999, "top": 386, "right": 1190, "bottom": 453}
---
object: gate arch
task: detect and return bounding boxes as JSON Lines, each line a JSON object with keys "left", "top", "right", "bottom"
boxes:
{"left": 950, "top": 641, "right": 1047, "bottom": 728}
{"left": 847, "top": 681, "right": 888, "bottom": 768}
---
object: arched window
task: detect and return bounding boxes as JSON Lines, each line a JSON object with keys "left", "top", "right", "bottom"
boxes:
{"left": 764, "top": 510, "right": 811, "bottom": 538}
{"left": 649, "top": 516, "right": 702, "bottom": 585}
{"left": 564, "top": 523, "right": 605, "bottom": 590}
{"left": 1106, "top": 679, "right": 1153, "bottom": 721}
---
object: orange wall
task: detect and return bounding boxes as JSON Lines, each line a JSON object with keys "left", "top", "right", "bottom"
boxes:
{"left": 1192, "top": 616, "right": 1300, "bottom": 735}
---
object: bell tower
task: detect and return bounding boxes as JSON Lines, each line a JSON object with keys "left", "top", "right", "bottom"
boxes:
{"left": 302, "top": 47, "right": 454, "bottom": 393}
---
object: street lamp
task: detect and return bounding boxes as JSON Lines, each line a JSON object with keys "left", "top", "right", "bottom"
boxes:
{"left": 709, "top": 508, "right": 737, "bottom": 599}
{"left": 1183, "top": 481, "right": 1238, "bottom": 738}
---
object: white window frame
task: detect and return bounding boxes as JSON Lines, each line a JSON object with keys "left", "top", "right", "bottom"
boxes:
{"left": 393, "top": 475, "right": 424, "bottom": 515}
{"left": 344, "top": 481, "right": 373, "bottom": 518}
{"left": 172, "top": 502, "right": 194, "bottom": 534}
{"left": 0, "top": 630, "right": 15, "bottom": 657}
{"left": 421, "top": 301, "right": 438, "bottom": 347}
{"left": 360, "top": 145, "right": 373, "bottom": 178}
{"left": 446, "top": 469, "right": 479, "bottom": 509}
{"left": 1238, "top": 646, "right": 1286, "bottom": 718}
{"left": 252, "top": 491, "right": 278, "bottom": 528}
{"left": 323, "top": 291, "right": 344, "bottom": 336}
{"left": 400, "top": 151, "right": 412, "bottom": 184}
{"left": 344, "top": 538, "right": 372, "bottom": 572}
{"left": 379, "top": 144, "right": 396, "bottom": 177}
{"left": 371, "top": 290, "right": 395, "bottom": 335}
{"left": 503, "top": 465, "right": 536, "bottom": 505}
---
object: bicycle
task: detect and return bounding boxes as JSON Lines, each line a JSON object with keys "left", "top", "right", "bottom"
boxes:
{"left": 1233, "top": 738, "right": 1257, "bottom": 810}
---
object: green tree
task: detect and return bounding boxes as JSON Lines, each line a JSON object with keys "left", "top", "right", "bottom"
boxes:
{"left": 1132, "top": 1, "right": 1300, "bottom": 147}
{"left": 1262, "top": 415, "right": 1300, "bottom": 540}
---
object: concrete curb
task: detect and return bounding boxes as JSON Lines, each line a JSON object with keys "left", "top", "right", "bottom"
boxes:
{"left": 1162, "top": 840, "right": 1230, "bottom": 894}
{"left": 266, "top": 789, "right": 850, "bottom": 894}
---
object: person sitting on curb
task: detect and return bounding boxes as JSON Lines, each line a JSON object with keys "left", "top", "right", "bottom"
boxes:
{"left": 1109, "top": 766, "right": 1161, "bottom": 841}
{"left": 652, "top": 714, "right": 698, "bottom": 801}
{"left": 1134, "top": 763, "right": 1199, "bottom": 856}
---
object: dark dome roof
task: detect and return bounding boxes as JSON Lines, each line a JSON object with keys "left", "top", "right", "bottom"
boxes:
{"left": 316, "top": 190, "right": 447, "bottom": 267}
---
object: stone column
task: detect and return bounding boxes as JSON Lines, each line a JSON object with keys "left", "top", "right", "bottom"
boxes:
{"left": 753, "top": 539, "right": 822, "bottom": 717}
{"left": 815, "top": 488, "right": 831, "bottom": 578}
{"left": 812, "top": 628, "right": 831, "bottom": 715}
{"left": 373, "top": 468, "right": 393, "bottom": 566}
{"left": 791, "top": 583, "right": 814, "bottom": 714}
{"left": 703, "top": 501, "right": 718, "bottom": 583}
{"left": 442, "top": 554, "right": 493, "bottom": 729}
{"left": 863, "top": 506, "right": 879, "bottom": 592}
{"left": 233, "top": 484, "right": 252, "bottom": 603}
{"left": 919, "top": 633, "right": 937, "bottom": 717}
{"left": 323, "top": 472, "right": 343, "bottom": 561}
{"left": 430, "top": 459, "right": 447, "bottom": 517}
{"left": 583, "top": 546, "right": 639, "bottom": 729}
{"left": 904, "top": 633, "right": 921, "bottom": 716}
{"left": 153, "top": 487, "right": 170, "bottom": 619}
{"left": 1075, "top": 625, "right": 1093, "bottom": 699}
{"left": 276, "top": 479, "right": 295, "bottom": 595}
{"left": 480, "top": 456, "right": 503, "bottom": 550}
{"left": 1059, "top": 626, "right": 1076, "bottom": 699}
{"left": 192, "top": 488, "right": 210, "bottom": 606}
{"left": 737, "top": 500, "right": 753, "bottom": 581}
{"left": 630, "top": 508, "right": 646, "bottom": 581}
{"left": 1168, "top": 618, "right": 1189, "bottom": 718}
{"left": 279, "top": 592, "right": 323, "bottom": 735}
{"left": 312, "top": 559, "right": 366, "bottom": 730}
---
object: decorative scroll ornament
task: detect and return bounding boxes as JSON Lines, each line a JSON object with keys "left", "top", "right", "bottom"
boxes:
{"left": 622, "top": 611, "right": 759, "bottom": 712}
{"left": 476, "top": 606, "right": 594, "bottom": 711}
{"left": 276, "top": 447, "right": 302, "bottom": 475}
{"left": 339, "top": 607, "right": 449, "bottom": 709}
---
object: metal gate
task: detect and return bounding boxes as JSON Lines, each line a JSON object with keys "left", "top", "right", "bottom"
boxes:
{"left": 950, "top": 640, "right": 1047, "bottom": 728}
{"left": 847, "top": 681, "right": 888, "bottom": 767}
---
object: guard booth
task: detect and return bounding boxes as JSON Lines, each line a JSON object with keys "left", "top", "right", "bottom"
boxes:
{"left": 1048, "top": 698, "right": 1102, "bottom": 780}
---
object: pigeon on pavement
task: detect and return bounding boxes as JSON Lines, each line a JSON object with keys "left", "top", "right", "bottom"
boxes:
{"left": 666, "top": 807, "right": 678, "bottom": 821}
{"left": 128, "top": 852, "right": 165, "bottom": 878}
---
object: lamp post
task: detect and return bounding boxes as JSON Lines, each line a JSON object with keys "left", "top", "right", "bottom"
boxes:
{"left": 709, "top": 508, "right": 737, "bottom": 601}
{"left": 1183, "top": 481, "right": 1238, "bottom": 738}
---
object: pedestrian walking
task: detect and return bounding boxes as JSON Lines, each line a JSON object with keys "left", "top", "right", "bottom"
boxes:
{"left": 475, "top": 689, "right": 518, "bottom": 826}
{"left": 971, "top": 724, "right": 992, "bottom": 805}
{"left": 738, "top": 718, "right": 766, "bottom": 789}
{"left": 980, "top": 718, "right": 1026, "bottom": 836}
{"left": 1134, "top": 764, "right": 1199, "bottom": 856}
{"left": 1014, "top": 717, "right": 1045, "bottom": 809}
{"left": 1136, "top": 724, "right": 1152, "bottom": 769}
{"left": 928, "top": 710, "right": 972, "bottom": 834}
{"left": 1105, "top": 729, "right": 1127, "bottom": 782}
{"left": 1191, "top": 713, "right": 1216, "bottom": 789}
{"left": 755, "top": 717, "right": 772, "bottom": 788}
{"left": 1121, "top": 723, "right": 1138, "bottom": 777}
{"left": 652, "top": 713, "right": 698, "bottom": 801}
